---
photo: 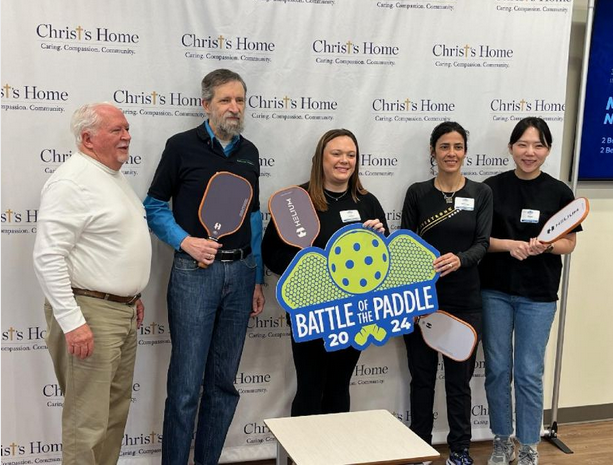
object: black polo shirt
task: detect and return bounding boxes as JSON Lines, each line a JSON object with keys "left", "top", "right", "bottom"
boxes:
{"left": 148, "top": 124, "right": 260, "bottom": 250}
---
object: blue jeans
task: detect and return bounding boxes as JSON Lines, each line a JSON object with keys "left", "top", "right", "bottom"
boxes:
{"left": 481, "top": 290, "right": 556, "bottom": 445}
{"left": 162, "top": 252, "right": 256, "bottom": 465}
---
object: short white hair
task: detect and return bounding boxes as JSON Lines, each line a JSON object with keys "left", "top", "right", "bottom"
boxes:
{"left": 70, "top": 102, "right": 115, "bottom": 145}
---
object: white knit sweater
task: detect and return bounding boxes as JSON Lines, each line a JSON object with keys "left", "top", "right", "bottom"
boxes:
{"left": 33, "top": 152, "right": 151, "bottom": 333}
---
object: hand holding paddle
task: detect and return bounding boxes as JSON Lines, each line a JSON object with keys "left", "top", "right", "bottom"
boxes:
{"left": 181, "top": 236, "right": 222, "bottom": 267}
{"left": 196, "top": 171, "right": 253, "bottom": 268}
{"left": 527, "top": 197, "right": 589, "bottom": 257}
{"left": 503, "top": 197, "right": 589, "bottom": 260}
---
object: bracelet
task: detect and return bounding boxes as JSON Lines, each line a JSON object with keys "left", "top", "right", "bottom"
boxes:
{"left": 544, "top": 243, "right": 554, "bottom": 254}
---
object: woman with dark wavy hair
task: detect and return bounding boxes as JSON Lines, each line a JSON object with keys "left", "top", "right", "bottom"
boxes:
{"left": 262, "top": 128, "right": 388, "bottom": 416}
{"left": 401, "top": 121, "right": 493, "bottom": 465}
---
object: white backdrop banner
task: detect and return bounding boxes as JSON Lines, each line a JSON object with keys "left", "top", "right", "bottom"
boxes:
{"left": 1, "top": 1, "right": 573, "bottom": 464}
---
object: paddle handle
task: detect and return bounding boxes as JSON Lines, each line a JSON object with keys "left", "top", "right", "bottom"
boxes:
{"left": 197, "top": 237, "right": 219, "bottom": 269}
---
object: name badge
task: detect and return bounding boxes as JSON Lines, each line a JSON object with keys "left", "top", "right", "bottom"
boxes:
{"left": 521, "top": 209, "right": 540, "bottom": 223}
{"left": 454, "top": 197, "right": 474, "bottom": 211}
{"left": 340, "top": 209, "right": 361, "bottom": 223}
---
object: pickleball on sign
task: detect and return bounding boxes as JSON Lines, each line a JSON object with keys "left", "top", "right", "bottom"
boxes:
{"left": 276, "top": 224, "right": 440, "bottom": 351}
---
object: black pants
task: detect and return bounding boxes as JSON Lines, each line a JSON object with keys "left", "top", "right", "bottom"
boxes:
{"left": 403, "top": 311, "right": 482, "bottom": 452}
{"left": 290, "top": 326, "right": 361, "bottom": 417}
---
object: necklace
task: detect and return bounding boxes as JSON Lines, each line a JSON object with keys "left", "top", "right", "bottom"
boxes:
{"left": 435, "top": 178, "right": 463, "bottom": 204}
{"left": 441, "top": 191, "right": 456, "bottom": 204}
{"left": 324, "top": 189, "right": 348, "bottom": 202}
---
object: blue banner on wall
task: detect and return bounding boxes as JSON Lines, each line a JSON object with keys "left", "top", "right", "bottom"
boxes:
{"left": 579, "top": 0, "right": 613, "bottom": 180}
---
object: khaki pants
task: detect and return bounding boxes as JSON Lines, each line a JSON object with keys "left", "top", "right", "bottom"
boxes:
{"left": 45, "top": 296, "right": 137, "bottom": 465}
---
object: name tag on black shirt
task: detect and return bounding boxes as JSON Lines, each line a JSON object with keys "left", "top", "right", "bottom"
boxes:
{"left": 520, "top": 209, "right": 540, "bottom": 223}
{"left": 340, "top": 210, "right": 361, "bottom": 223}
{"left": 455, "top": 197, "right": 474, "bottom": 211}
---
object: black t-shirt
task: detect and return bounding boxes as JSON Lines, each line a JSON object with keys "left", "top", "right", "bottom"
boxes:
{"left": 479, "top": 170, "right": 581, "bottom": 302}
{"left": 147, "top": 124, "right": 260, "bottom": 250}
{"left": 401, "top": 178, "right": 493, "bottom": 313}
{"left": 262, "top": 183, "right": 389, "bottom": 275}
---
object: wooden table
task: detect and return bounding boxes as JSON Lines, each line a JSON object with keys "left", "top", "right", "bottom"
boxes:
{"left": 264, "top": 409, "right": 440, "bottom": 465}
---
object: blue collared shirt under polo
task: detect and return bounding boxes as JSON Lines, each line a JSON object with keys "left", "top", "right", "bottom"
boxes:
{"left": 144, "top": 120, "right": 264, "bottom": 283}
{"left": 203, "top": 120, "right": 240, "bottom": 156}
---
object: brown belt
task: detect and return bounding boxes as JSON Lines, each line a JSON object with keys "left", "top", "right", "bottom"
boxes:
{"left": 72, "top": 288, "right": 141, "bottom": 305}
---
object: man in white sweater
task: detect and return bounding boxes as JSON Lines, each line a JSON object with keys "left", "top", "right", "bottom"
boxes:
{"left": 33, "top": 102, "right": 151, "bottom": 465}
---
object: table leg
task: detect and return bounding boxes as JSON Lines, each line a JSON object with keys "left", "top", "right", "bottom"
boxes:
{"left": 276, "top": 441, "right": 289, "bottom": 465}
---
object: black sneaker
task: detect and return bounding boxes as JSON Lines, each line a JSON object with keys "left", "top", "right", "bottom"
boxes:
{"left": 446, "top": 449, "right": 474, "bottom": 465}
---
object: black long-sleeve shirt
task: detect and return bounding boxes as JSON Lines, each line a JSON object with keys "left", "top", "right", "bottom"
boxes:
{"left": 401, "top": 178, "right": 493, "bottom": 313}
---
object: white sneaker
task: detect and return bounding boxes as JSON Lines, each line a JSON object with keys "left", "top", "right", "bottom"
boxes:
{"left": 488, "top": 436, "right": 515, "bottom": 465}
{"left": 518, "top": 444, "right": 539, "bottom": 465}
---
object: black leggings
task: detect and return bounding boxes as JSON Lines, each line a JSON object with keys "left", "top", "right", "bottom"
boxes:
{"left": 290, "top": 329, "right": 361, "bottom": 417}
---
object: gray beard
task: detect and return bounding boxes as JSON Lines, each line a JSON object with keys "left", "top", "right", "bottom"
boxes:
{"left": 216, "top": 118, "right": 244, "bottom": 140}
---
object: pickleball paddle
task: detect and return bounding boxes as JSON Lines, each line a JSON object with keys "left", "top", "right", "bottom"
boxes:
{"left": 269, "top": 185, "right": 320, "bottom": 249}
{"left": 198, "top": 171, "right": 253, "bottom": 267}
{"left": 417, "top": 310, "right": 477, "bottom": 362}
{"left": 537, "top": 197, "right": 589, "bottom": 244}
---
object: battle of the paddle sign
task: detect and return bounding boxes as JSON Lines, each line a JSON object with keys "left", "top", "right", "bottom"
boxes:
{"left": 275, "top": 224, "right": 442, "bottom": 351}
